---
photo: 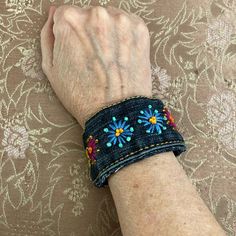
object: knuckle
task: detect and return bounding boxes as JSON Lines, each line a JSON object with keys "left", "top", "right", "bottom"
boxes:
{"left": 92, "top": 6, "right": 105, "bottom": 13}
{"left": 133, "top": 14, "right": 145, "bottom": 24}
{"left": 136, "top": 21, "right": 149, "bottom": 34}
{"left": 90, "top": 6, "right": 108, "bottom": 19}
{"left": 62, "top": 6, "right": 77, "bottom": 21}
{"left": 117, "top": 14, "right": 130, "bottom": 25}
{"left": 54, "top": 5, "right": 77, "bottom": 23}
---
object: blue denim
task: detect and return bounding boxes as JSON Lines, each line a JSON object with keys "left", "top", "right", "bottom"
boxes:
{"left": 83, "top": 96, "right": 186, "bottom": 188}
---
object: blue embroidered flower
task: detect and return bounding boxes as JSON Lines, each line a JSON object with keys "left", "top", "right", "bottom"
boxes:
{"left": 138, "top": 105, "right": 167, "bottom": 134}
{"left": 103, "top": 117, "right": 134, "bottom": 148}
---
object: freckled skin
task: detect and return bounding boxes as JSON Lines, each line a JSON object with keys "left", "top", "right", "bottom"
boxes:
{"left": 41, "top": 6, "right": 226, "bottom": 236}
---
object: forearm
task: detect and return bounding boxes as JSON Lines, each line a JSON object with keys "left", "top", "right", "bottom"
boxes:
{"left": 108, "top": 152, "right": 226, "bottom": 236}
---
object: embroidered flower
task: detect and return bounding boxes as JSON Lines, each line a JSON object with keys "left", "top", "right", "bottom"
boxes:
{"left": 163, "top": 107, "right": 177, "bottom": 129}
{"left": 2, "top": 125, "right": 29, "bottom": 159}
{"left": 85, "top": 136, "right": 99, "bottom": 165}
{"left": 104, "top": 117, "right": 134, "bottom": 148}
{"left": 138, "top": 105, "right": 167, "bottom": 134}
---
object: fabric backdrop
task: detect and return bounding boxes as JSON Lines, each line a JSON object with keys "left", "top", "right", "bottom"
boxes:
{"left": 0, "top": 0, "right": 236, "bottom": 235}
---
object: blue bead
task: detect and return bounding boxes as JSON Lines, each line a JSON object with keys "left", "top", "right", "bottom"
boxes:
{"left": 130, "top": 127, "right": 134, "bottom": 132}
{"left": 103, "top": 128, "right": 108, "bottom": 132}
{"left": 163, "top": 126, "right": 167, "bottom": 130}
{"left": 154, "top": 109, "right": 158, "bottom": 113}
{"left": 112, "top": 117, "right": 116, "bottom": 121}
{"left": 148, "top": 105, "right": 152, "bottom": 108}
{"left": 146, "top": 130, "right": 150, "bottom": 133}
{"left": 119, "top": 143, "right": 123, "bottom": 148}
{"left": 140, "top": 110, "right": 144, "bottom": 114}
{"left": 106, "top": 142, "right": 112, "bottom": 147}
{"left": 126, "top": 137, "right": 131, "bottom": 142}
{"left": 124, "top": 117, "right": 128, "bottom": 121}
{"left": 138, "top": 119, "right": 142, "bottom": 124}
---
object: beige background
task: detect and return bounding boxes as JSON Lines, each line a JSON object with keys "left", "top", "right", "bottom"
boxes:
{"left": 0, "top": 0, "right": 236, "bottom": 235}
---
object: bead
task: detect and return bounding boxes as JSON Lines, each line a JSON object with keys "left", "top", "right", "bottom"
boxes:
{"left": 124, "top": 117, "right": 128, "bottom": 121}
{"left": 140, "top": 110, "right": 144, "bottom": 114}
{"left": 154, "top": 109, "right": 158, "bottom": 114}
{"left": 138, "top": 119, "right": 142, "bottom": 124}
{"left": 130, "top": 127, "right": 134, "bottom": 132}
{"left": 107, "top": 142, "right": 112, "bottom": 147}
{"left": 103, "top": 128, "right": 109, "bottom": 132}
{"left": 126, "top": 137, "right": 131, "bottom": 142}
{"left": 148, "top": 105, "right": 152, "bottom": 108}
{"left": 119, "top": 143, "right": 123, "bottom": 148}
{"left": 112, "top": 116, "right": 116, "bottom": 121}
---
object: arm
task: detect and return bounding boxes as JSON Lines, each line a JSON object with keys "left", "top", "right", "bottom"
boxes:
{"left": 109, "top": 152, "right": 226, "bottom": 236}
{"left": 40, "top": 5, "right": 226, "bottom": 236}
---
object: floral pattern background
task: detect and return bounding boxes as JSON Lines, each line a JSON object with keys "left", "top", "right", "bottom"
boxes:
{"left": 0, "top": 0, "right": 235, "bottom": 235}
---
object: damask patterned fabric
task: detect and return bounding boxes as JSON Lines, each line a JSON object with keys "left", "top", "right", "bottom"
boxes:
{"left": 0, "top": 0, "right": 235, "bottom": 235}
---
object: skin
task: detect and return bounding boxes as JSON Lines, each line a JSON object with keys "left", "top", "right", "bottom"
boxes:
{"left": 40, "top": 5, "right": 226, "bottom": 236}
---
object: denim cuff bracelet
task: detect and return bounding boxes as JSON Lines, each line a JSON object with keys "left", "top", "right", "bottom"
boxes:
{"left": 83, "top": 96, "right": 186, "bottom": 188}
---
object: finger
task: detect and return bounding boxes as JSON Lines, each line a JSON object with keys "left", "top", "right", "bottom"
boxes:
{"left": 53, "top": 5, "right": 89, "bottom": 24}
{"left": 107, "top": 6, "right": 144, "bottom": 23}
{"left": 40, "top": 6, "right": 57, "bottom": 72}
{"left": 107, "top": 6, "right": 129, "bottom": 16}
{"left": 62, "top": 7, "right": 93, "bottom": 54}
{"left": 82, "top": 5, "right": 92, "bottom": 10}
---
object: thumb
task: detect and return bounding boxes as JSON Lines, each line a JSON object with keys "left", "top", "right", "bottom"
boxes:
{"left": 40, "top": 6, "right": 57, "bottom": 74}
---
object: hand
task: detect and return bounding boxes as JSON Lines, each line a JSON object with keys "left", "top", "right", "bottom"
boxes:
{"left": 40, "top": 5, "right": 152, "bottom": 128}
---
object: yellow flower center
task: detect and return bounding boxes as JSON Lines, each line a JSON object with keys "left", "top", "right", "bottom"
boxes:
{"left": 149, "top": 116, "right": 157, "bottom": 124}
{"left": 115, "top": 128, "right": 124, "bottom": 137}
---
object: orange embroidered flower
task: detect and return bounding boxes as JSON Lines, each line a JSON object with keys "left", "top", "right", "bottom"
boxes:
{"left": 163, "top": 108, "right": 177, "bottom": 129}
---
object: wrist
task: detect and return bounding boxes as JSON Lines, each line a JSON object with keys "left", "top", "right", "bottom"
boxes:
{"left": 82, "top": 96, "right": 186, "bottom": 187}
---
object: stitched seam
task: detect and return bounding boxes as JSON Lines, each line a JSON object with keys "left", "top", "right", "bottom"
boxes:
{"left": 85, "top": 95, "right": 153, "bottom": 124}
{"left": 93, "top": 140, "right": 183, "bottom": 183}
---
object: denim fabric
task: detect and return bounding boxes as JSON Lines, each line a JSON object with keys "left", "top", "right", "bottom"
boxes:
{"left": 83, "top": 96, "right": 186, "bottom": 188}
